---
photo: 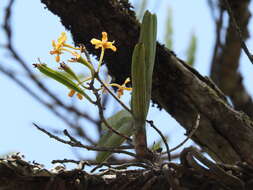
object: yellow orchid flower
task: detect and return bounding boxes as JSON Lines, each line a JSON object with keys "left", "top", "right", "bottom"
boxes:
{"left": 110, "top": 77, "right": 132, "bottom": 98}
{"left": 68, "top": 89, "right": 83, "bottom": 100}
{"left": 50, "top": 32, "right": 80, "bottom": 62}
{"left": 90, "top": 32, "right": 117, "bottom": 72}
{"left": 90, "top": 32, "right": 117, "bottom": 52}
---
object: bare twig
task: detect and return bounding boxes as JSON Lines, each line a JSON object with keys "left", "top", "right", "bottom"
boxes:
{"left": 169, "top": 114, "right": 200, "bottom": 153}
{"left": 92, "top": 162, "right": 151, "bottom": 175}
{"left": 92, "top": 162, "right": 151, "bottom": 174}
{"left": 52, "top": 158, "right": 137, "bottom": 166}
{"left": 52, "top": 159, "right": 90, "bottom": 170}
{"left": 34, "top": 123, "right": 137, "bottom": 158}
{"left": 90, "top": 76, "right": 132, "bottom": 142}
{"left": 80, "top": 44, "right": 92, "bottom": 64}
{"left": 0, "top": 65, "right": 96, "bottom": 143}
{"left": 146, "top": 120, "right": 171, "bottom": 161}
{"left": 97, "top": 76, "right": 132, "bottom": 114}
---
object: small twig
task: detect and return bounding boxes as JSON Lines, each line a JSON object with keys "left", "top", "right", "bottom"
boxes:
{"left": 97, "top": 76, "right": 132, "bottom": 114}
{"left": 0, "top": 65, "right": 96, "bottom": 144}
{"left": 52, "top": 159, "right": 90, "bottom": 170}
{"left": 223, "top": 0, "right": 253, "bottom": 64}
{"left": 80, "top": 44, "right": 92, "bottom": 63}
{"left": 94, "top": 165, "right": 149, "bottom": 176}
{"left": 34, "top": 123, "right": 136, "bottom": 158}
{"left": 96, "top": 168, "right": 125, "bottom": 176}
{"left": 91, "top": 163, "right": 113, "bottom": 173}
{"left": 64, "top": 129, "right": 133, "bottom": 149}
{"left": 112, "top": 162, "right": 152, "bottom": 170}
{"left": 169, "top": 114, "right": 200, "bottom": 153}
{"left": 90, "top": 77, "right": 132, "bottom": 142}
{"left": 52, "top": 159, "right": 84, "bottom": 165}
{"left": 147, "top": 120, "right": 171, "bottom": 161}
{"left": 52, "top": 158, "right": 137, "bottom": 166}
{"left": 92, "top": 162, "right": 151, "bottom": 174}
{"left": 161, "top": 149, "right": 204, "bottom": 161}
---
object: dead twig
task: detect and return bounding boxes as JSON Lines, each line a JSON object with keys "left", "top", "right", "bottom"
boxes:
{"left": 147, "top": 120, "right": 171, "bottom": 161}
{"left": 169, "top": 114, "right": 200, "bottom": 153}
{"left": 52, "top": 158, "right": 137, "bottom": 166}
{"left": 34, "top": 123, "right": 136, "bottom": 158}
{"left": 97, "top": 76, "right": 132, "bottom": 114}
{"left": 90, "top": 76, "right": 133, "bottom": 142}
{"left": 0, "top": 65, "right": 95, "bottom": 143}
{"left": 91, "top": 161, "right": 151, "bottom": 174}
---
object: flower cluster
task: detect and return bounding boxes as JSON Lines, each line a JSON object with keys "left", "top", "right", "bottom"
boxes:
{"left": 50, "top": 32, "right": 80, "bottom": 62}
{"left": 48, "top": 31, "right": 131, "bottom": 100}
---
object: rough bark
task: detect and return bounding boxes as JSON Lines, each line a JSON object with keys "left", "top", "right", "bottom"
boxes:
{"left": 2, "top": 148, "right": 253, "bottom": 190}
{"left": 39, "top": 0, "right": 253, "bottom": 165}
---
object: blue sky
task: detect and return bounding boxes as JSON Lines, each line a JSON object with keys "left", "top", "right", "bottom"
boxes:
{"left": 1, "top": 0, "right": 253, "bottom": 169}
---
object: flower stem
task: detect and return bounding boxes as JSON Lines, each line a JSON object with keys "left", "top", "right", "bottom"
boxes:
{"left": 96, "top": 76, "right": 133, "bottom": 115}
{"left": 97, "top": 48, "right": 105, "bottom": 73}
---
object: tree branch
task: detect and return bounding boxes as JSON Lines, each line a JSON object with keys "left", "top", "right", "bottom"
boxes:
{"left": 210, "top": 0, "right": 253, "bottom": 117}
{"left": 40, "top": 0, "right": 253, "bottom": 165}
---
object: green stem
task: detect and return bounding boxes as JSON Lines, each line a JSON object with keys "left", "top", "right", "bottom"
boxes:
{"left": 97, "top": 48, "right": 105, "bottom": 73}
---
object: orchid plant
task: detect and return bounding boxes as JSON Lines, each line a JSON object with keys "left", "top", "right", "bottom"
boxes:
{"left": 34, "top": 11, "right": 158, "bottom": 162}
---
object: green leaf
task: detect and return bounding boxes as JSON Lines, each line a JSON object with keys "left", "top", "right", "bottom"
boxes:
{"left": 138, "top": 10, "right": 157, "bottom": 117}
{"left": 186, "top": 33, "right": 197, "bottom": 66}
{"left": 100, "top": 110, "right": 132, "bottom": 134}
{"left": 59, "top": 63, "right": 79, "bottom": 82}
{"left": 131, "top": 43, "right": 146, "bottom": 125}
{"left": 34, "top": 64, "right": 92, "bottom": 102}
{"left": 96, "top": 110, "right": 134, "bottom": 162}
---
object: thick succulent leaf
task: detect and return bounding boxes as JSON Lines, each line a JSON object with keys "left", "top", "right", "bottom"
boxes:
{"left": 96, "top": 110, "right": 134, "bottom": 162}
{"left": 35, "top": 64, "right": 92, "bottom": 102}
{"left": 138, "top": 10, "right": 157, "bottom": 116}
{"left": 131, "top": 43, "right": 146, "bottom": 125}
